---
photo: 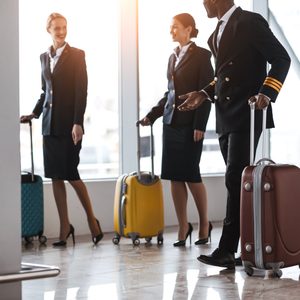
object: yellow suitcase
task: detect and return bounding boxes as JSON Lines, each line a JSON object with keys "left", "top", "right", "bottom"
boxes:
{"left": 112, "top": 123, "right": 164, "bottom": 245}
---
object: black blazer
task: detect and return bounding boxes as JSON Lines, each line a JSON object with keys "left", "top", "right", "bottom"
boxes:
{"left": 203, "top": 7, "right": 290, "bottom": 134}
{"left": 32, "top": 43, "right": 88, "bottom": 136}
{"left": 147, "top": 42, "right": 214, "bottom": 131}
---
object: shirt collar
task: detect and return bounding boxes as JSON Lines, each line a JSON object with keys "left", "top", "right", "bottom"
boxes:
{"left": 220, "top": 4, "right": 237, "bottom": 24}
{"left": 48, "top": 42, "right": 67, "bottom": 58}
{"left": 173, "top": 41, "right": 192, "bottom": 57}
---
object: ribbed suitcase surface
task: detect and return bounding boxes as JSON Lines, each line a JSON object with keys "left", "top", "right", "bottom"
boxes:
{"left": 21, "top": 174, "right": 44, "bottom": 238}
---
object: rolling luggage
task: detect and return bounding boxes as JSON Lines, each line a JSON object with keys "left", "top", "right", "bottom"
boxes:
{"left": 21, "top": 121, "right": 47, "bottom": 244}
{"left": 240, "top": 103, "right": 300, "bottom": 277}
{"left": 112, "top": 123, "right": 164, "bottom": 245}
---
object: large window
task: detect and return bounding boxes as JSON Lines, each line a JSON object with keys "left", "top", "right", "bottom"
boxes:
{"left": 268, "top": 1, "right": 300, "bottom": 166}
{"left": 138, "top": 0, "right": 253, "bottom": 175}
{"left": 19, "top": 0, "right": 119, "bottom": 179}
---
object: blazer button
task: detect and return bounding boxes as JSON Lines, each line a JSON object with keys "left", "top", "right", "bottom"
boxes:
{"left": 225, "top": 77, "right": 230, "bottom": 82}
{"left": 226, "top": 96, "right": 230, "bottom": 100}
{"left": 214, "top": 76, "right": 218, "bottom": 81}
{"left": 214, "top": 95, "right": 218, "bottom": 100}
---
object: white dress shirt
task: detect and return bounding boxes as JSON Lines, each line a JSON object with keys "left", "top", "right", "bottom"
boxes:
{"left": 173, "top": 42, "right": 192, "bottom": 68}
{"left": 216, "top": 5, "right": 237, "bottom": 48}
{"left": 48, "top": 43, "right": 67, "bottom": 73}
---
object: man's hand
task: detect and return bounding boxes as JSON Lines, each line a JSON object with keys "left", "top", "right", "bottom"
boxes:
{"left": 194, "top": 129, "right": 204, "bottom": 142}
{"left": 248, "top": 93, "right": 270, "bottom": 110}
{"left": 178, "top": 91, "right": 207, "bottom": 111}
{"left": 138, "top": 117, "right": 151, "bottom": 126}
{"left": 72, "top": 124, "right": 83, "bottom": 145}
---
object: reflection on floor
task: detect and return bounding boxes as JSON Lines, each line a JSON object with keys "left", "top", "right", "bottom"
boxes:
{"left": 22, "top": 223, "right": 300, "bottom": 300}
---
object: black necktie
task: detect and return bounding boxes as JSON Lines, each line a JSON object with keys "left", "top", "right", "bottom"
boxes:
{"left": 213, "top": 20, "right": 223, "bottom": 53}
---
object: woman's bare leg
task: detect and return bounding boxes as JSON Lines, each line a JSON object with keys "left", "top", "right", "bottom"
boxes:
{"left": 52, "top": 179, "right": 70, "bottom": 240}
{"left": 171, "top": 181, "right": 189, "bottom": 240}
{"left": 187, "top": 182, "right": 209, "bottom": 239}
{"left": 69, "top": 179, "right": 101, "bottom": 236}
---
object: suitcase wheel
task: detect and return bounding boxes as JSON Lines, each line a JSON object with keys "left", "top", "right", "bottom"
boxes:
{"left": 132, "top": 238, "right": 140, "bottom": 246}
{"left": 24, "top": 236, "right": 34, "bottom": 244}
{"left": 157, "top": 233, "right": 164, "bottom": 245}
{"left": 112, "top": 234, "right": 120, "bottom": 245}
{"left": 245, "top": 266, "right": 254, "bottom": 276}
{"left": 145, "top": 237, "right": 152, "bottom": 243}
{"left": 39, "top": 235, "right": 47, "bottom": 245}
{"left": 272, "top": 269, "right": 282, "bottom": 278}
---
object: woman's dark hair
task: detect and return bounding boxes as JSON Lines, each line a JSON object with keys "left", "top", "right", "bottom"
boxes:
{"left": 173, "top": 13, "right": 198, "bottom": 38}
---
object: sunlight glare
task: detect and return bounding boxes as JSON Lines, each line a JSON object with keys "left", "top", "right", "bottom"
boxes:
{"left": 163, "top": 272, "right": 177, "bottom": 300}
{"left": 88, "top": 283, "right": 118, "bottom": 300}
{"left": 66, "top": 287, "right": 80, "bottom": 299}
{"left": 187, "top": 269, "right": 199, "bottom": 300}
{"left": 207, "top": 287, "right": 221, "bottom": 300}
{"left": 44, "top": 290, "right": 55, "bottom": 300}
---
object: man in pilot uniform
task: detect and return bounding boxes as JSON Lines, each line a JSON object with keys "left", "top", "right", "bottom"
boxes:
{"left": 178, "top": 0, "right": 291, "bottom": 268}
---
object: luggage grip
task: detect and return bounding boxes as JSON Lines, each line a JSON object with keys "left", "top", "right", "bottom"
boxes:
{"left": 256, "top": 158, "right": 275, "bottom": 165}
{"left": 249, "top": 102, "right": 268, "bottom": 165}
{"left": 121, "top": 196, "right": 126, "bottom": 228}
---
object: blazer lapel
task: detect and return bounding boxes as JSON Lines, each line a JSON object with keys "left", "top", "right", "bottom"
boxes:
{"left": 52, "top": 43, "right": 71, "bottom": 75}
{"left": 174, "top": 42, "right": 195, "bottom": 72}
{"left": 208, "top": 34, "right": 215, "bottom": 57}
{"left": 41, "top": 53, "right": 52, "bottom": 81}
{"left": 170, "top": 52, "right": 177, "bottom": 74}
{"left": 215, "top": 7, "right": 242, "bottom": 69}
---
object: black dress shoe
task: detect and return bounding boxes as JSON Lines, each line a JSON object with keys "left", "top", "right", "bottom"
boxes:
{"left": 197, "top": 248, "right": 235, "bottom": 269}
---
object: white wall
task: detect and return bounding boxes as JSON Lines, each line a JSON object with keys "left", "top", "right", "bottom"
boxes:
{"left": 0, "top": 0, "right": 22, "bottom": 298}
{"left": 43, "top": 176, "right": 226, "bottom": 238}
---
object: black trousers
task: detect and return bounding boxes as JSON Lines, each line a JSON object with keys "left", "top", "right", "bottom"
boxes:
{"left": 218, "top": 130, "right": 261, "bottom": 253}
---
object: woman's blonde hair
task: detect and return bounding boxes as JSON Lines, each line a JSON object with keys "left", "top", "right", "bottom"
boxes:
{"left": 46, "top": 13, "right": 67, "bottom": 32}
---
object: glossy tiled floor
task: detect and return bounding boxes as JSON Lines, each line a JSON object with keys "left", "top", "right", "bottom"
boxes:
{"left": 22, "top": 223, "right": 300, "bottom": 300}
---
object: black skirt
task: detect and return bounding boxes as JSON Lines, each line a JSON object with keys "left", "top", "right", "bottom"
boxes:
{"left": 161, "top": 124, "right": 203, "bottom": 182}
{"left": 43, "top": 135, "right": 82, "bottom": 180}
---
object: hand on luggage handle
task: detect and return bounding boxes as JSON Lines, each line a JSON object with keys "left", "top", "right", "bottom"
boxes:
{"left": 249, "top": 99, "right": 268, "bottom": 166}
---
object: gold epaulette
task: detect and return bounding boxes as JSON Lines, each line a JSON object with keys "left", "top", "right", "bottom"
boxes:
{"left": 263, "top": 77, "right": 283, "bottom": 93}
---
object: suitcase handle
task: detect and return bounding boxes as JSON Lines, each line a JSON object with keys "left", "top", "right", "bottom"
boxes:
{"left": 256, "top": 158, "right": 275, "bottom": 165}
{"left": 120, "top": 195, "right": 127, "bottom": 228}
{"left": 136, "top": 121, "right": 155, "bottom": 181}
{"left": 21, "top": 120, "right": 35, "bottom": 182}
{"left": 249, "top": 101, "right": 268, "bottom": 166}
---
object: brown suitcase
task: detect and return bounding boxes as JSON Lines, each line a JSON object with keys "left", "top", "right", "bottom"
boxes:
{"left": 240, "top": 103, "right": 300, "bottom": 277}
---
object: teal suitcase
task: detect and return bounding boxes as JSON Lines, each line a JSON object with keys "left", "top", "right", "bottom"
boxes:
{"left": 21, "top": 121, "right": 47, "bottom": 244}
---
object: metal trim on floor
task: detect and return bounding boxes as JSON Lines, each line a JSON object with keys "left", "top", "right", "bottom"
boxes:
{"left": 0, "top": 262, "right": 60, "bottom": 283}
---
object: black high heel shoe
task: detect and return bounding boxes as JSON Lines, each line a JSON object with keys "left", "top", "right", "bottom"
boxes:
{"left": 52, "top": 224, "right": 75, "bottom": 247}
{"left": 92, "top": 219, "right": 104, "bottom": 245}
{"left": 173, "top": 223, "right": 193, "bottom": 247}
{"left": 194, "top": 221, "right": 213, "bottom": 245}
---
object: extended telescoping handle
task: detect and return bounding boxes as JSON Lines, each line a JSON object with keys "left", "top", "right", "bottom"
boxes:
{"left": 136, "top": 121, "right": 155, "bottom": 181}
{"left": 29, "top": 120, "right": 35, "bottom": 181}
{"left": 249, "top": 101, "right": 268, "bottom": 166}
